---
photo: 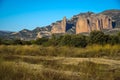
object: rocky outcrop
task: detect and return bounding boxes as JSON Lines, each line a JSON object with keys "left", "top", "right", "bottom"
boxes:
{"left": 1, "top": 10, "right": 120, "bottom": 40}
{"left": 36, "top": 31, "right": 51, "bottom": 38}
{"left": 51, "top": 17, "right": 67, "bottom": 34}
{"left": 76, "top": 16, "right": 89, "bottom": 33}
{"left": 76, "top": 13, "right": 112, "bottom": 34}
{"left": 101, "top": 9, "right": 120, "bottom": 28}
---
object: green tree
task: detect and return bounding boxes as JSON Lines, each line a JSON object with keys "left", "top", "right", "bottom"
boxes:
{"left": 35, "top": 37, "right": 48, "bottom": 45}
{"left": 59, "top": 34, "right": 72, "bottom": 46}
{"left": 71, "top": 35, "right": 88, "bottom": 47}
{"left": 22, "top": 41, "right": 32, "bottom": 45}
{"left": 117, "top": 32, "right": 120, "bottom": 44}
{"left": 13, "top": 39, "right": 23, "bottom": 45}
{"left": 90, "top": 31, "right": 107, "bottom": 45}
{"left": 0, "top": 38, "right": 2, "bottom": 45}
{"left": 109, "top": 35, "right": 119, "bottom": 45}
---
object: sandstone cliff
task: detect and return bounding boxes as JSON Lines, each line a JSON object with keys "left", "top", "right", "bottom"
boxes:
{"left": 101, "top": 9, "right": 120, "bottom": 28}
{"left": 2, "top": 10, "right": 120, "bottom": 40}
{"left": 51, "top": 17, "right": 67, "bottom": 34}
{"left": 36, "top": 31, "right": 51, "bottom": 38}
{"left": 76, "top": 13, "right": 112, "bottom": 34}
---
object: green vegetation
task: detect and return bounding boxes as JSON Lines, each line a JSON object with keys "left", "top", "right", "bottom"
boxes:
{"left": 0, "top": 31, "right": 120, "bottom": 80}
{"left": 0, "top": 31, "right": 120, "bottom": 47}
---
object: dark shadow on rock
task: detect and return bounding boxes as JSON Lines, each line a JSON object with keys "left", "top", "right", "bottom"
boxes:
{"left": 66, "top": 23, "right": 74, "bottom": 31}
{"left": 112, "top": 22, "right": 116, "bottom": 28}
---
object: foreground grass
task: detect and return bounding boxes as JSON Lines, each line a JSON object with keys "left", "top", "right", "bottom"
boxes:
{"left": 0, "top": 58, "right": 120, "bottom": 80}
{"left": 0, "top": 44, "right": 120, "bottom": 80}
{"left": 0, "top": 61, "right": 80, "bottom": 80}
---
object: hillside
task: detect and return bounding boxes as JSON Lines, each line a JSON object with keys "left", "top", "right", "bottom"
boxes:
{"left": 0, "top": 9, "right": 120, "bottom": 40}
{"left": 101, "top": 9, "right": 120, "bottom": 28}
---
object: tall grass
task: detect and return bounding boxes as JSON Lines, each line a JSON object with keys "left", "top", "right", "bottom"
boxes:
{"left": 0, "top": 45, "right": 120, "bottom": 80}
{"left": 0, "top": 60, "right": 81, "bottom": 80}
{"left": 0, "top": 44, "right": 120, "bottom": 58}
{"left": 0, "top": 58, "right": 120, "bottom": 80}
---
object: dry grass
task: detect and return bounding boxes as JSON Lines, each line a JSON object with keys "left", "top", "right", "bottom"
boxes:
{"left": 0, "top": 44, "right": 120, "bottom": 58}
{"left": 0, "top": 58, "right": 120, "bottom": 80}
{"left": 0, "top": 44, "right": 120, "bottom": 80}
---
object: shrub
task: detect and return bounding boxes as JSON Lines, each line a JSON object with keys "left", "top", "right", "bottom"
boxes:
{"left": 71, "top": 35, "right": 88, "bottom": 47}
{"left": 89, "top": 31, "right": 109, "bottom": 45}
{"left": 35, "top": 37, "right": 48, "bottom": 45}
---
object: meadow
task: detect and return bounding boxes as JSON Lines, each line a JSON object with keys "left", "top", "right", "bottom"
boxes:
{"left": 0, "top": 44, "right": 120, "bottom": 80}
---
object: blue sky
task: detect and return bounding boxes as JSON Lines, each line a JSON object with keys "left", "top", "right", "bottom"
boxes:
{"left": 0, "top": 0, "right": 120, "bottom": 31}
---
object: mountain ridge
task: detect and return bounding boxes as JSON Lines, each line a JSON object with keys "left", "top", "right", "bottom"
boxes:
{"left": 0, "top": 9, "right": 120, "bottom": 40}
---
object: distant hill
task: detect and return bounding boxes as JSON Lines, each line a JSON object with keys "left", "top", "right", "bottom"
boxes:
{"left": 0, "top": 9, "right": 120, "bottom": 40}
{"left": 0, "top": 31, "right": 13, "bottom": 39}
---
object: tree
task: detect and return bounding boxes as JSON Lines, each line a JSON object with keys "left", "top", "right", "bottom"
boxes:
{"left": 13, "top": 39, "right": 23, "bottom": 45}
{"left": 71, "top": 35, "right": 88, "bottom": 47}
{"left": 118, "top": 32, "right": 120, "bottom": 36}
{"left": 59, "top": 34, "right": 72, "bottom": 46}
{"left": 117, "top": 32, "right": 120, "bottom": 44}
{"left": 35, "top": 37, "right": 48, "bottom": 45}
{"left": 90, "top": 31, "right": 107, "bottom": 45}
{"left": 109, "top": 35, "right": 119, "bottom": 45}
{"left": 0, "top": 38, "right": 2, "bottom": 45}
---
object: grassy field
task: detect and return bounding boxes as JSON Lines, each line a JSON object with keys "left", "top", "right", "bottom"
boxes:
{"left": 0, "top": 44, "right": 120, "bottom": 80}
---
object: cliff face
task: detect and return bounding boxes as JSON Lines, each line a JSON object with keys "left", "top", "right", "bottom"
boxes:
{"left": 2, "top": 10, "right": 120, "bottom": 40}
{"left": 76, "top": 14, "right": 112, "bottom": 34}
{"left": 101, "top": 9, "right": 120, "bottom": 28}
{"left": 51, "top": 17, "right": 67, "bottom": 34}
{"left": 76, "top": 16, "right": 89, "bottom": 34}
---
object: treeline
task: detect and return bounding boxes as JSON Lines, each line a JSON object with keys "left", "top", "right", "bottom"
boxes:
{"left": 0, "top": 31, "right": 120, "bottom": 47}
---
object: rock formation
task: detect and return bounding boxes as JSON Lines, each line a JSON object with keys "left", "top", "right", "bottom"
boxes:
{"left": 51, "top": 17, "right": 67, "bottom": 34}
{"left": 76, "top": 14, "right": 112, "bottom": 34}
{"left": 36, "top": 31, "right": 51, "bottom": 38}
{"left": 3, "top": 10, "right": 120, "bottom": 40}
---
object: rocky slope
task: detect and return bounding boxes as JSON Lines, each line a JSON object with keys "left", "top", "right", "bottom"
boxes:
{"left": 0, "top": 31, "right": 13, "bottom": 39}
{"left": 100, "top": 9, "right": 120, "bottom": 28}
{"left": 76, "top": 13, "right": 112, "bottom": 34}
{"left": 0, "top": 9, "right": 120, "bottom": 40}
{"left": 51, "top": 17, "right": 67, "bottom": 34}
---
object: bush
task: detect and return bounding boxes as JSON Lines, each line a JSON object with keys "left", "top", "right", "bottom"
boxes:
{"left": 90, "top": 31, "right": 108, "bottom": 45}
{"left": 59, "top": 34, "right": 72, "bottom": 46}
{"left": 109, "top": 35, "right": 119, "bottom": 45}
{"left": 71, "top": 35, "right": 88, "bottom": 47}
{"left": 0, "top": 31, "right": 120, "bottom": 46}
{"left": 35, "top": 37, "right": 48, "bottom": 45}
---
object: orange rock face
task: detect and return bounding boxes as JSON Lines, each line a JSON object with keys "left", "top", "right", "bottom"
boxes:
{"left": 76, "top": 16, "right": 90, "bottom": 33}
{"left": 76, "top": 14, "right": 112, "bottom": 34}
{"left": 51, "top": 17, "right": 66, "bottom": 34}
